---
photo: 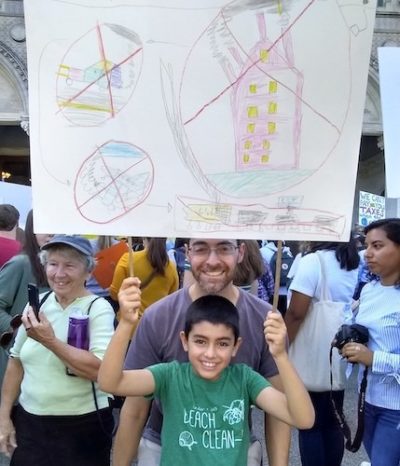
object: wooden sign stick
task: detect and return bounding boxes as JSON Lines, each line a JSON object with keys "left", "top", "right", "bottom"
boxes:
{"left": 271, "top": 240, "right": 283, "bottom": 312}
{"left": 127, "top": 237, "right": 134, "bottom": 277}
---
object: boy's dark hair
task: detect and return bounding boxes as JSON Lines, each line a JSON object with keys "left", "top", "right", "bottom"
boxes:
{"left": 184, "top": 295, "right": 240, "bottom": 343}
{"left": 0, "top": 204, "right": 20, "bottom": 231}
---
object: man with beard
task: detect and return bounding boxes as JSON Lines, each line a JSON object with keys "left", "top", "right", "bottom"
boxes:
{"left": 112, "top": 238, "right": 290, "bottom": 466}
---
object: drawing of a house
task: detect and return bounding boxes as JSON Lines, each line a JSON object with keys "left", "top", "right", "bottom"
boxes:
{"left": 57, "top": 60, "right": 122, "bottom": 89}
{"left": 232, "top": 12, "right": 304, "bottom": 171}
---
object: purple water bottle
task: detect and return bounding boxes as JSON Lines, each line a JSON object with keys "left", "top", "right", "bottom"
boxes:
{"left": 66, "top": 310, "right": 89, "bottom": 376}
{"left": 67, "top": 313, "right": 89, "bottom": 350}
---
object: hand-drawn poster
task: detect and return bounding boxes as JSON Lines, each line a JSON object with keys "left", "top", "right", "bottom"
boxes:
{"left": 378, "top": 47, "right": 400, "bottom": 199}
{"left": 24, "top": 0, "right": 377, "bottom": 240}
{"left": 358, "top": 190, "right": 385, "bottom": 226}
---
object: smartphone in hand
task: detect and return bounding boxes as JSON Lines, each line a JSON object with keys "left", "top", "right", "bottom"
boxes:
{"left": 28, "top": 283, "right": 40, "bottom": 320}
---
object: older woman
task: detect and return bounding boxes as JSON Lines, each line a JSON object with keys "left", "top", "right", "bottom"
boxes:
{"left": 0, "top": 235, "right": 115, "bottom": 466}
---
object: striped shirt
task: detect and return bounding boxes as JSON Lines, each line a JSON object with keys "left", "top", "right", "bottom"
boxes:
{"left": 356, "top": 281, "right": 400, "bottom": 410}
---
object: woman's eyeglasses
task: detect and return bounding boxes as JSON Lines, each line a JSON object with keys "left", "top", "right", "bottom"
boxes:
{"left": 0, "top": 314, "right": 22, "bottom": 347}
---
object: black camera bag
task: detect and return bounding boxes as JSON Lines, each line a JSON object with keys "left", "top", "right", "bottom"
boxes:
{"left": 330, "top": 324, "right": 369, "bottom": 453}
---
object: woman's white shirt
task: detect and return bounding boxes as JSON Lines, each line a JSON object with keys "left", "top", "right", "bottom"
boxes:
{"left": 289, "top": 250, "right": 358, "bottom": 303}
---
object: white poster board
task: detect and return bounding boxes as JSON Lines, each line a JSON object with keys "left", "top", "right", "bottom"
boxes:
{"left": 378, "top": 47, "right": 400, "bottom": 199}
{"left": 25, "top": 0, "right": 376, "bottom": 240}
{"left": 358, "top": 190, "right": 386, "bottom": 227}
{"left": 0, "top": 181, "right": 32, "bottom": 228}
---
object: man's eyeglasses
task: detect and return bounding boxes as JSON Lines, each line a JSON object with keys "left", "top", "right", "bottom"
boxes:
{"left": 0, "top": 314, "right": 22, "bottom": 347}
{"left": 188, "top": 244, "right": 239, "bottom": 258}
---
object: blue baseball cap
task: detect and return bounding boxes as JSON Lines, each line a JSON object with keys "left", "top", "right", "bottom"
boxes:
{"left": 41, "top": 235, "right": 93, "bottom": 257}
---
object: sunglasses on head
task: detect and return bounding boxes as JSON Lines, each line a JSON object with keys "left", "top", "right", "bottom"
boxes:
{"left": 0, "top": 314, "right": 22, "bottom": 347}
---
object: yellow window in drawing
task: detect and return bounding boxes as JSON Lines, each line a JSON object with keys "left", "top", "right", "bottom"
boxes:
{"left": 247, "top": 106, "right": 258, "bottom": 118}
{"left": 261, "top": 154, "right": 270, "bottom": 163}
{"left": 249, "top": 84, "right": 257, "bottom": 94}
{"left": 243, "top": 153, "right": 250, "bottom": 163}
{"left": 268, "top": 102, "right": 277, "bottom": 114}
{"left": 247, "top": 122, "right": 255, "bottom": 133}
{"left": 244, "top": 140, "right": 252, "bottom": 150}
{"left": 262, "top": 139, "right": 270, "bottom": 150}
{"left": 269, "top": 81, "right": 277, "bottom": 94}
{"left": 260, "top": 49, "right": 269, "bottom": 63}
{"left": 267, "top": 122, "right": 276, "bottom": 134}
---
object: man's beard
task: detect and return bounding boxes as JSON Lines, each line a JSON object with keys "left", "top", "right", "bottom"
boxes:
{"left": 192, "top": 269, "right": 235, "bottom": 295}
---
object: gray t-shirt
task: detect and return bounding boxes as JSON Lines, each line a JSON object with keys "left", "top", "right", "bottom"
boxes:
{"left": 124, "top": 286, "right": 277, "bottom": 444}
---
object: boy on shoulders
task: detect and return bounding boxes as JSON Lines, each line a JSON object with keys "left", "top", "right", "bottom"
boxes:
{"left": 99, "top": 277, "right": 314, "bottom": 465}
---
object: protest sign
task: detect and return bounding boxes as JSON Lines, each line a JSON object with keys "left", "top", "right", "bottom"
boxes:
{"left": 359, "top": 190, "right": 386, "bottom": 226}
{"left": 25, "top": 0, "right": 377, "bottom": 240}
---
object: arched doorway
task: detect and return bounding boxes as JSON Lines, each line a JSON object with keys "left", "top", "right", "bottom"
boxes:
{"left": 0, "top": 41, "right": 30, "bottom": 185}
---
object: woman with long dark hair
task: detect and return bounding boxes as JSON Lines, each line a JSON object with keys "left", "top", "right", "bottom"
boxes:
{"left": 285, "top": 237, "right": 360, "bottom": 466}
{"left": 233, "top": 240, "right": 275, "bottom": 303}
{"left": 233, "top": 240, "right": 265, "bottom": 294}
{"left": 110, "top": 238, "right": 179, "bottom": 332}
{"left": 341, "top": 218, "right": 400, "bottom": 466}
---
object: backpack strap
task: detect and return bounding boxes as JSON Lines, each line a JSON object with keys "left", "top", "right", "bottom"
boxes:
{"left": 86, "top": 296, "right": 103, "bottom": 316}
{"left": 85, "top": 295, "right": 116, "bottom": 437}
{"left": 40, "top": 293, "right": 101, "bottom": 315}
{"left": 39, "top": 290, "right": 53, "bottom": 309}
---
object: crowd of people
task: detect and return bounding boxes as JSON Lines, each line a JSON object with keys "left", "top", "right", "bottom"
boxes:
{"left": 0, "top": 203, "right": 398, "bottom": 466}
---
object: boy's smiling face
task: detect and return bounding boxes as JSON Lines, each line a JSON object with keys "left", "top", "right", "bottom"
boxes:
{"left": 180, "top": 321, "right": 242, "bottom": 381}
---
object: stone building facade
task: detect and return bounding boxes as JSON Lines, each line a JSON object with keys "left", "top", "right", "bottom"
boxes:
{"left": 0, "top": 0, "right": 399, "bottom": 219}
{"left": 0, "top": 0, "right": 28, "bottom": 184}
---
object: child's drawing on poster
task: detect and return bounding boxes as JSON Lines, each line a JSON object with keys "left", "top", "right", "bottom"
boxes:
{"left": 56, "top": 23, "right": 143, "bottom": 126}
{"left": 24, "top": 0, "right": 377, "bottom": 240}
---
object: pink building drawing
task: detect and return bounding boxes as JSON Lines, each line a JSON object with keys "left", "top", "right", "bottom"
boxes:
{"left": 231, "top": 12, "right": 304, "bottom": 171}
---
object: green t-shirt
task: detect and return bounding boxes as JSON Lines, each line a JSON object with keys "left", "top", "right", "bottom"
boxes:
{"left": 149, "top": 361, "right": 270, "bottom": 466}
